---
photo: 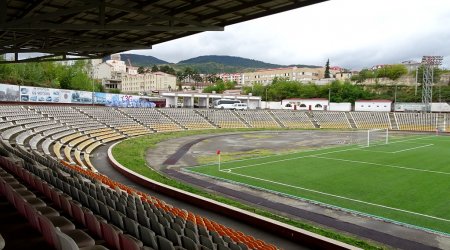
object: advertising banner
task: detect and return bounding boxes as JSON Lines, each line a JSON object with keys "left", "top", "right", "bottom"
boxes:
{"left": 58, "top": 89, "right": 72, "bottom": 103}
{"left": 0, "top": 83, "right": 20, "bottom": 102}
{"left": 94, "top": 92, "right": 106, "bottom": 104}
{"left": 20, "top": 86, "right": 52, "bottom": 102}
{"left": 71, "top": 90, "right": 93, "bottom": 104}
{"left": 105, "top": 93, "right": 155, "bottom": 108}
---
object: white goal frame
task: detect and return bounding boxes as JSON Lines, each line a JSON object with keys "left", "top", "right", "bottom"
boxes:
{"left": 366, "top": 128, "right": 389, "bottom": 147}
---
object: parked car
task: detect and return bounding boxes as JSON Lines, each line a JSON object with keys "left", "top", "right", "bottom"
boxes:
{"left": 232, "top": 103, "right": 248, "bottom": 110}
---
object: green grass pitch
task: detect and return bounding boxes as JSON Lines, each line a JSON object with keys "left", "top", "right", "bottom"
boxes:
{"left": 189, "top": 134, "right": 450, "bottom": 234}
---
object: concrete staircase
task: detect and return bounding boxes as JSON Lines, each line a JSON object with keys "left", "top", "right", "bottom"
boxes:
{"left": 156, "top": 109, "right": 186, "bottom": 130}
{"left": 305, "top": 112, "right": 320, "bottom": 128}
{"left": 388, "top": 113, "right": 399, "bottom": 130}
{"left": 193, "top": 110, "right": 219, "bottom": 128}
{"left": 231, "top": 110, "right": 252, "bottom": 128}
{"left": 345, "top": 112, "right": 357, "bottom": 129}
{"left": 268, "top": 111, "right": 286, "bottom": 128}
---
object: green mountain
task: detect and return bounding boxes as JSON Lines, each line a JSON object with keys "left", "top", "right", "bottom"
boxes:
{"left": 106, "top": 54, "right": 169, "bottom": 66}
{"left": 109, "top": 54, "right": 321, "bottom": 73}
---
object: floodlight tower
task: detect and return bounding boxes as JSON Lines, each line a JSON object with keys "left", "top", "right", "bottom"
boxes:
{"left": 421, "top": 56, "right": 443, "bottom": 112}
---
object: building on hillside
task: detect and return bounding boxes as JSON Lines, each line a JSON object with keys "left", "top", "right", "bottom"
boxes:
{"left": 242, "top": 67, "right": 324, "bottom": 86}
{"left": 354, "top": 100, "right": 392, "bottom": 112}
{"left": 121, "top": 72, "right": 177, "bottom": 94}
{"left": 217, "top": 73, "right": 243, "bottom": 84}
{"left": 401, "top": 60, "right": 421, "bottom": 73}
{"left": 90, "top": 53, "right": 176, "bottom": 93}
{"left": 281, "top": 98, "right": 329, "bottom": 111}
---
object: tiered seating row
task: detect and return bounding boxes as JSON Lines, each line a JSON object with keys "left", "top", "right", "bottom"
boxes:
{"left": 311, "top": 112, "right": 351, "bottom": 129}
{"left": 270, "top": 111, "right": 314, "bottom": 129}
{"left": 0, "top": 138, "right": 277, "bottom": 250}
{"left": 119, "top": 108, "right": 182, "bottom": 132}
{"left": 395, "top": 113, "right": 438, "bottom": 131}
{"left": 197, "top": 110, "right": 247, "bottom": 129}
{"left": 350, "top": 112, "right": 391, "bottom": 129}
{"left": 160, "top": 109, "right": 216, "bottom": 130}
{"left": 234, "top": 110, "right": 280, "bottom": 128}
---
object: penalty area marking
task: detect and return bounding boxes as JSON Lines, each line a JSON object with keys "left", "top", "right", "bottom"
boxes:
{"left": 309, "top": 155, "right": 450, "bottom": 175}
{"left": 219, "top": 169, "right": 450, "bottom": 223}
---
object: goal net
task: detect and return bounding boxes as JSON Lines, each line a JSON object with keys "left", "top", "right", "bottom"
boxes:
{"left": 363, "top": 128, "right": 389, "bottom": 147}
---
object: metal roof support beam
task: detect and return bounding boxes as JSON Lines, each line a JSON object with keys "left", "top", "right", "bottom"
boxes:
{"left": 0, "top": 22, "right": 224, "bottom": 32}
{"left": 1, "top": 3, "right": 98, "bottom": 28}
{"left": 0, "top": 45, "right": 150, "bottom": 54}
{"left": 0, "top": 1, "right": 6, "bottom": 24}
{"left": 0, "top": 53, "right": 102, "bottom": 64}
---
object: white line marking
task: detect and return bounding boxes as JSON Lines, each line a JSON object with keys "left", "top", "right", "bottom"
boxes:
{"left": 309, "top": 156, "right": 450, "bottom": 175}
{"left": 225, "top": 146, "right": 360, "bottom": 171}
{"left": 391, "top": 144, "right": 434, "bottom": 153}
{"left": 220, "top": 169, "right": 450, "bottom": 223}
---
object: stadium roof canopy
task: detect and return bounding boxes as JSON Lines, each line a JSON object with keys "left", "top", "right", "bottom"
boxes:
{"left": 0, "top": 0, "right": 326, "bottom": 63}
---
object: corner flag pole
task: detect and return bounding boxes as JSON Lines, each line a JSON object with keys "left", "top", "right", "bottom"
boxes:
{"left": 216, "top": 149, "right": 221, "bottom": 171}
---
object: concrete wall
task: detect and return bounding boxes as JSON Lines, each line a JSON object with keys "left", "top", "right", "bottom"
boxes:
{"left": 329, "top": 102, "right": 352, "bottom": 111}
{"left": 355, "top": 101, "right": 392, "bottom": 112}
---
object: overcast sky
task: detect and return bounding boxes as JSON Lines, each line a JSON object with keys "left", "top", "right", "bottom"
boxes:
{"left": 128, "top": 0, "right": 450, "bottom": 70}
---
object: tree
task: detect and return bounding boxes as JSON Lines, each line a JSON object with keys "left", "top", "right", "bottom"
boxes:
{"left": 324, "top": 59, "right": 331, "bottom": 78}
{"left": 137, "top": 66, "right": 145, "bottom": 74}
{"left": 151, "top": 65, "right": 159, "bottom": 72}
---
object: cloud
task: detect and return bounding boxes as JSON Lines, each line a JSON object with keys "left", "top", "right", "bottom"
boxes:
{"left": 129, "top": 0, "right": 450, "bottom": 69}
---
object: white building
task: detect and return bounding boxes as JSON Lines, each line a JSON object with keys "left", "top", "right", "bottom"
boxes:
{"left": 281, "top": 98, "right": 329, "bottom": 111}
{"left": 121, "top": 72, "right": 177, "bottom": 94}
{"left": 90, "top": 54, "right": 176, "bottom": 93}
{"left": 354, "top": 100, "right": 392, "bottom": 112}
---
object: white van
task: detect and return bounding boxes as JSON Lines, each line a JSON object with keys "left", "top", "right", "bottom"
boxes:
{"left": 232, "top": 103, "right": 248, "bottom": 110}
{"left": 213, "top": 99, "right": 241, "bottom": 109}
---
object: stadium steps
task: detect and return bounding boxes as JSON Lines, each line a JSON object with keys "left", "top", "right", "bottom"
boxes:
{"left": 344, "top": 112, "right": 357, "bottom": 129}
{"left": 156, "top": 109, "right": 187, "bottom": 130}
{"left": 193, "top": 110, "right": 219, "bottom": 128}
{"left": 388, "top": 113, "right": 399, "bottom": 130}
{"left": 115, "top": 108, "right": 157, "bottom": 133}
{"left": 230, "top": 110, "right": 251, "bottom": 128}
{"left": 437, "top": 113, "right": 446, "bottom": 132}
{"left": 267, "top": 111, "right": 286, "bottom": 128}
{"left": 305, "top": 112, "right": 320, "bottom": 128}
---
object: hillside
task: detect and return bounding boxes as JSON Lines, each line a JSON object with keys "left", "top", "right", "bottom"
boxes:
{"left": 105, "top": 53, "right": 169, "bottom": 66}
{"left": 107, "top": 54, "right": 322, "bottom": 73}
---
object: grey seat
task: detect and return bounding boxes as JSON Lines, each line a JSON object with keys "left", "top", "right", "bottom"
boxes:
{"left": 137, "top": 212, "right": 150, "bottom": 227}
{"left": 109, "top": 208, "right": 124, "bottom": 230}
{"left": 98, "top": 202, "right": 110, "bottom": 220}
{"left": 157, "top": 235, "right": 176, "bottom": 250}
{"left": 228, "top": 242, "right": 242, "bottom": 250}
{"left": 124, "top": 217, "right": 140, "bottom": 238}
{"left": 138, "top": 225, "right": 158, "bottom": 249}
{"left": 170, "top": 222, "right": 183, "bottom": 235}
{"left": 199, "top": 235, "right": 214, "bottom": 250}
{"left": 184, "top": 228, "right": 198, "bottom": 244}
{"left": 55, "top": 227, "right": 96, "bottom": 250}
{"left": 165, "top": 227, "right": 181, "bottom": 246}
{"left": 181, "top": 235, "right": 198, "bottom": 250}
{"left": 149, "top": 217, "right": 165, "bottom": 237}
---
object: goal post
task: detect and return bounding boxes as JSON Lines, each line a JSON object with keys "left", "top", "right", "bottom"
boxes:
{"left": 366, "top": 128, "right": 389, "bottom": 147}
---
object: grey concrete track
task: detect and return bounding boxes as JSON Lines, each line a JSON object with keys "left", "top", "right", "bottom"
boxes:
{"left": 91, "top": 143, "right": 306, "bottom": 250}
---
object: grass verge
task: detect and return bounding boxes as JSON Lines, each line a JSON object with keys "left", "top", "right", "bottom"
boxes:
{"left": 112, "top": 128, "right": 383, "bottom": 250}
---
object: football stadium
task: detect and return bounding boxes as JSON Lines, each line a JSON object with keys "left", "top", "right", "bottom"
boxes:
{"left": 1, "top": 1, "right": 450, "bottom": 250}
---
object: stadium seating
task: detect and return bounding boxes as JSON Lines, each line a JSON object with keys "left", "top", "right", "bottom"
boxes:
{"left": 394, "top": 113, "right": 438, "bottom": 131}
{"left": 159, "top": 109, "right": 216, "bottom": 130}
{"left": 310, "top": 112, "right": 351, "bottom": 129}
{"left": 350, "top": 112, "right": 391, "bottom": 129}
{"left": 270, "top": 110, "right": 314, "bottom": 129}
{"left": 197, "top": 109, "right": 248, "bottom": 128}
{"left": 119, "top": 108, "right": 183, "bottom": 132}
{"left": 234, "top": 110, "right": 281, "bottom": 128}
{"left": 1, "top": 104, "right": 448, "bottom": 250}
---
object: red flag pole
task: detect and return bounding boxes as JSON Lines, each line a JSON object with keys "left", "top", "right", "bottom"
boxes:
{"left": 216, "top": 149, "right": 221, "bottom": 171}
